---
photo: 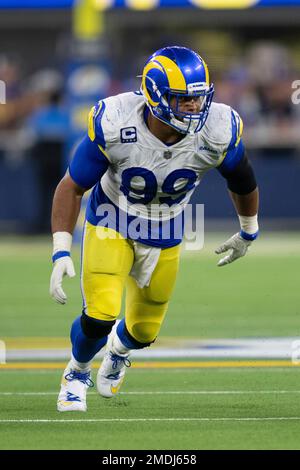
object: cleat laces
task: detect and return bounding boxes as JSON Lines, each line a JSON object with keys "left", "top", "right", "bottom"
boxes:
{"left": 111, "top": 353, "right": 131, "bottom": 370}
{"left": 106, "top": 353, "right": 131, "bottom": 380}
{"left": 65, "top": 370, "right": 94, "bottom": 388}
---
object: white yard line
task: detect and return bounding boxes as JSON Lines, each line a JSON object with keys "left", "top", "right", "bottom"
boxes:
{"left": 1, "top": 390, "right": 300, "bottom": 396}
{"left": 1, "top": 417, "right": 300, "bottom": 423}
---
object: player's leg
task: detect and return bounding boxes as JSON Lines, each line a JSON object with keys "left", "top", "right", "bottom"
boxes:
{"left": 125, "top": 243, "right": 181, "bottom": 343}
{"left": 57, "top": 222, "right": 134, "bottom": 411}
{"left": 97, "top": 243, "right": 181, "bottom": 398}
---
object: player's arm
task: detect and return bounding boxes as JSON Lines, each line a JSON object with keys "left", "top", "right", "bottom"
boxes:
{"left": 51, "top": 172, "right": 85, "bottom": 234}
{"left": 50, "top": 134, "right": 109, "bottom": 304}
{"left": 215, "top": 138, "right": 259, "bottom": 267}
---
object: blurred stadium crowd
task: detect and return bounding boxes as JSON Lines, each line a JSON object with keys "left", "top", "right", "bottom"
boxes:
{"left": 0, "top": 10, "right": 299, "bottom": 233}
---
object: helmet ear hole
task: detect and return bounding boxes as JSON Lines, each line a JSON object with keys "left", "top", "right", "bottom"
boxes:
{"left": 199, "top": 95, "right": 207, "bottom": 111}
{"left": 161, "top": 93, "right": 170, "bottom": 107}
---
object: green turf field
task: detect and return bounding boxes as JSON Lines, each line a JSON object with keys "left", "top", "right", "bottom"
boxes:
{"left": 0, "top": 232, "right": 299, "bottom": 338}
{"left": 2, "top": 368, "right": 300, "bottom": 450}
{"left": 0, "top": 232, "right": 300, "bottom": 449}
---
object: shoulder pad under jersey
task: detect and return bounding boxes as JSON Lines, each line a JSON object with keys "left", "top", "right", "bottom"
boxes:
{"left": 201, "top": 102, "right": 243, "bottom": 164}
{"left": 87, "top": 92, "right": 143, "bottom": 149}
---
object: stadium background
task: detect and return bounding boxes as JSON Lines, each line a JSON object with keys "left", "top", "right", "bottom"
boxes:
{"left": 0, "top": 0, "right": 300, "bottom": 450}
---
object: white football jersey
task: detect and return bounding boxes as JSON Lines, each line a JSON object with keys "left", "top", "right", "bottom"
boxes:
{"left": 88, "top": 92, "right": 242, "bottom": 222}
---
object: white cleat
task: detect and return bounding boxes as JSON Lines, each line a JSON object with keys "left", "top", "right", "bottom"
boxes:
{"left": 57, "top": 361, "right": 94, "bottom": 412}
{"left": 97, "top": 323, "right": 131, "bottom": 398}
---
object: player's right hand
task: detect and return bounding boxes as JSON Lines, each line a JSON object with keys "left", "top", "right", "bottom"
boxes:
{"left": 50, "top": 256, "right": 76, "bottom": 304}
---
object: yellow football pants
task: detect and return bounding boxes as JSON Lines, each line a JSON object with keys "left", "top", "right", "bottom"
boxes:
{"left": 81, "top": 221, "right": 181, "bottom": 344}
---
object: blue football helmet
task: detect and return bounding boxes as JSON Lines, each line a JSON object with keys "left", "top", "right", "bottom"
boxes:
{"left": 141, "top": 46, "right": 214, "bottom": 134}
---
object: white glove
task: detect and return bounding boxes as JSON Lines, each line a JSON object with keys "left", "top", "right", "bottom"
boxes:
{"left": 50, "top": 232, "right": 75, "bottom": 304}
{"left": 215, "top": 232, "right": 252, "bottom": 267}
{"left": 50, "top": 256, "right": 76, "bottom": 304}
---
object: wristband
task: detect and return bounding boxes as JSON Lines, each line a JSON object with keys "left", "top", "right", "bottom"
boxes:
{"left": 238, "top": 214, "right": 259, "bottom": 237}
{"left": 53, "top": 231, "right": 72, "bottom": 255}
{"left": 239, "top": 230, "right": 259, "bottom": 241}
{"left": 52, "top": 251, "right": 71, "bottom": 263}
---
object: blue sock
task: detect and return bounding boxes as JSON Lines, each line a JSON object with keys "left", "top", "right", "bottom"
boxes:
{"left": 116, "top": 318, "right": 150, "bottom": 350}
{"left": 70, "top": 316, "right": 107, "bottom": 363}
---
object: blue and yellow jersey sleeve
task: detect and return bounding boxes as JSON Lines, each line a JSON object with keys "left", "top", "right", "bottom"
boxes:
{"left": 68, "top": 101, "right": 113, "bottom": 189}
{"left": 217, "top": 109, "right": 244, "bottom": 173}
{"left": 87, "top": 98, "right": 120, "bottom": 163}
{"left": 69, "top": 133, "right": 109, "bottom": 190}
{"left": 88, "top": 101, "right": 108, "bottom": 148}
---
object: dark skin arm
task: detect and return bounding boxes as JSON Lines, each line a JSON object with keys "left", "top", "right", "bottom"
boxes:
{"left": 51, "top": 172, "right": 86, "bottom": 234}
{"left": 229, "top": 187, "right": 259, "bottom": 217}
{"left": 215, "top": 187, "right": 259, "bottom": 267}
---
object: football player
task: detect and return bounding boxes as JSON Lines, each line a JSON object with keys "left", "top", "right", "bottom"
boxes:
{"left": 50, "top": 46, "right": 259, "bottom": 412}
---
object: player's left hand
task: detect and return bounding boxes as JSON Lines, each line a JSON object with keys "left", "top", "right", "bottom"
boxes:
{"left": 215, "top": 232, "right": 252, "bottom": 267}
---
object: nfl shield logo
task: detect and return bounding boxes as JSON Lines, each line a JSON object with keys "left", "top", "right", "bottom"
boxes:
{"left": 163, "top": 150, "right": 172, "bottom": 160}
